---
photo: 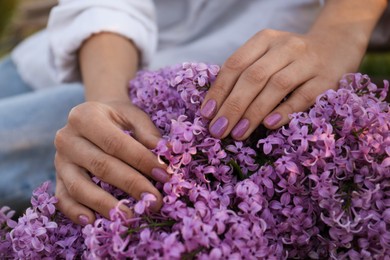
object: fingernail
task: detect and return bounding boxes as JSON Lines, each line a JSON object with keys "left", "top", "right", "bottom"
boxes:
{"left": 151, "top": 168, "right": 170, "bottom": 183}
{"left": 201, "top": 99, "right": 217, "bottom": 118}
{"left": 210, "top": 116, "right": 229, "bottom": 138}
{"left": 265, "top": 113, "right": 282, "bottom": 126}
{"left": 231, "top": 119, "right": 250, "bottom": 139}
{"left": 79, "top": 215, "right": 89, "bottom": 226}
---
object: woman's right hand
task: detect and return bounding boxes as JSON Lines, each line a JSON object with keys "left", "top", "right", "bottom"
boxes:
{"left": 54, "top": 99, "right": 170, "bottom": 225}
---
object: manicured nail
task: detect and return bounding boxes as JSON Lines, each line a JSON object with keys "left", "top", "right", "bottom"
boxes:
{"left": 201, "top": 99, "right": 217, "bottom": 118}
{"left": 210, "top": 116, "right": 229, "bottom": 138}
{"left": 151, "top": 168, "right": 170, "bottom": 183}
{"left": 231, "top": 119, "right": 250, "bottom": 139}
{"left": 78, "top": 215, "right": 89, "bottom": 226}
{"left": 265, "top": 113, "right": 282, "bottom": 126}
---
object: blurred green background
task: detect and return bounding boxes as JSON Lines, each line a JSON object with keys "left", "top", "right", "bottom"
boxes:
{"left": 0, "top": 0, "right": 56, "bottom": 56}
{"left": 0, "top": 0, "right": 18, "bottom": 37}
{"left": 0, "top": 0, "right": 389, "bottom": 81}
{"left": 360, "top": 53, "right": 390, "bottom": 79}
{"left": 0, "top": 0, "right": 19, "bottom": 56}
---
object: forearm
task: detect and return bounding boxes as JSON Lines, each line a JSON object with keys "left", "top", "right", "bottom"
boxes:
{"left": 79, "top": 32, "right": 139, "bottom": 102}
{"left": 309, "top": 0, "right": 387, "bottom": 51}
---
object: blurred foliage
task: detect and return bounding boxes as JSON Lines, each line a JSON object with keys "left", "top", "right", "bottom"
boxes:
{"left": 0, "top": 0, "right": 19, "bottom": 38}
{"left": 359, "top": 52, "right": 390, "bottom": 102}
{"left": 360, "top": 52, "right": 390, "bottom": 77}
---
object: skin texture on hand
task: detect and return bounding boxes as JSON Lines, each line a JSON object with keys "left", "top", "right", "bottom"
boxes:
{"left": 54, "top": 33, "right": 169, "bottom": 225}
{"left": 201, "top": 0, "right": 388, "bottom": 140}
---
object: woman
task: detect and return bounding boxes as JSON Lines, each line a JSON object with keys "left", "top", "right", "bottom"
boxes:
{"left": 0, "top": 0, "right": 387, "bottom": 224}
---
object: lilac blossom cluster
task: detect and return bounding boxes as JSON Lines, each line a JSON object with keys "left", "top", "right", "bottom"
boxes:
{"left": 0, "top": 63, "right": 389, "bottom": 259}
{"left": 1, "top": 182, "right": 85, "bottom": 258}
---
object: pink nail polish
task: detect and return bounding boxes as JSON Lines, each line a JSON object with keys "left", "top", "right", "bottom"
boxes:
{"left": 151, "top": 168, "right": 169, "bottom": 183}
{"left": 210, "top": 116, "right": 229, "bottom": 138}
{"left": 201, "top": 99, "right": 217, "bottom": 118}
{"left": 231, "top": 119, "right": 250, "bottom": 139}
{"left": 79, "top": 215, "right": 89, "bottom": 226}
{"left": 265, "top": 113, "right": 282, "bottom": 126}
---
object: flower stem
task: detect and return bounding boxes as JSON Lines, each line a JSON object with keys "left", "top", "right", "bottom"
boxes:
{"left": 228, "top": 159, "right": 245, "bottom": 180}
{"left": 127, "top": 219, "right": 176, "bottom": 235}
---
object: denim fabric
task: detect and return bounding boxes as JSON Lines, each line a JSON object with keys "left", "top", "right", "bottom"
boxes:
{"left": 0, "top": 57, "right": 32, "bottom": 99}
{"left": 0, "top": 56, "right": 85, "bottom": 214}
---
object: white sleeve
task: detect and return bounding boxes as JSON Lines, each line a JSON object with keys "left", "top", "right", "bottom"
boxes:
{"left": 47, "top": 0, "right": 157, "bottom": 83}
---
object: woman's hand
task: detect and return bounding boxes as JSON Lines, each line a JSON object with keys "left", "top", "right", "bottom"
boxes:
{"left": 52, "top": 32, "right": 165, "bottom": 225}
{"left": 54, "top": 100, "right": 169, "bottom": 225}
{"left": 201, "top": 0, "right": 387, "bottom": 140}
{"left": 201, "top": 30, "right": 363, "bottom": 139}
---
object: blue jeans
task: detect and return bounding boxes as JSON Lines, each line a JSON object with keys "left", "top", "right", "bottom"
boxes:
{"left": 0, "top": 57, "right": 84, "bottom": 214}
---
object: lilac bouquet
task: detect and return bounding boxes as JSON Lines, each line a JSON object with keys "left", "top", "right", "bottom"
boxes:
{"left": 1, "top": 63, "right": 389, "bottom": 259}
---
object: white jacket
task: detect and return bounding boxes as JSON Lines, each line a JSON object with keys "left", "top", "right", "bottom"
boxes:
{"left": 11, "top": 0, "right": 323, "bottom": 89}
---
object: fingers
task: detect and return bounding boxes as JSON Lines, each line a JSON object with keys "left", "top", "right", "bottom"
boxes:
{"left": 55, "top": 175, "right": 96, "bottom": 225}
{"left": 67, "top": 103, "right": 169, "bottom": 182}
{"left": 128, "top": 109, "right": 162, "bottom": 149}
{"left": 200, "top": 30, "right": 337, "bottom": 140}
{"left": 264, "top": 77, "right": 335, "bottom": 129}
{"left": 236, "top": 61, "right": 315, "bottom": 139}
{"left": 55, "top": 101, "right": 170, "bottom": 223}
{"left": 200, "top": 30, "right": 271, "bottom": 119}
{"left": 207, "top": 45, "right": 294, "bottom": 139}
{"left": 55, "top": 159, "right": 132, "bottom": 221}
{"left": 56, "top": 131, "right": 164, "bottom": 207}
{"left": 201, "top": 30, "right": 335, "bottom": 140}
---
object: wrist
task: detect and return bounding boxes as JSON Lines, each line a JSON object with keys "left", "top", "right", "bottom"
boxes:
{"left": 80, "top": 32, "right": 138, "bottom": 104}
{"left": 84, "top": 76, "right": 131, "bottom": 103}
{"left": 308, "top": 0, "right": 387, "bottom": 52}
{"left": 307, "top": 25, "right": 368, "bottom": 53}
{"left": 85, "top": 88, "right": 131, "bottom": 103}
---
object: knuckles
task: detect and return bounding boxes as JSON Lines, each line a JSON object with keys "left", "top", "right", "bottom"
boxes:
{"left": 89, "top": 156, "right": 110, "bottom": 180}
{"left": 66, "top": 179, "right": 80, "bottom": 197}
{"left": 285, "top": 36, "right": 307, "bottom": 51}
{"left": 122, "top": 175, "right": 144, "bottom": 196}
{"left": 67, "top": 105, "right": 85, "bottom": 127}
{"left": 224, "top": 55, "right": 247, "bottom": 71}
{"left": 102, "top": 135, "right": 123, "bottom": 155}
{"left": 269, "top": 73, "right": 291, "bottom": 92}
{"left": 295, "top": 89, "right": 315, "bottom": 105}
{"left": 68, "top": 102, "right": 103, "bottom": 127}
{"left": 242, "top": 66, "right": 267, "bottom": 86}
{"left": 54, "top": 129, "right": 67, "bottom": 152}
{"left": 256, "top": 29, "right": 279, "bottom": 39}
{"left": 281, "top": 100, "right": 296, "bottom": 115}
{"left": 208, "top": 77, "right": 230, "bottom": 96}
{"left": 90, "top": 196, "right": 109, "bottom": 215}
{"left": 224, "top": 97, "right": 244, "bottom": 116}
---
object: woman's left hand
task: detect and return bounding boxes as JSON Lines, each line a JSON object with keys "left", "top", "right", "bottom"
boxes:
{"left": 200, "top": 28, "right": 366, "bottom": 140}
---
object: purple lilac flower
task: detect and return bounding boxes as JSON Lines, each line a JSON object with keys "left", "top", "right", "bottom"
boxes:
{"left": 1, "top": 63, "right": 389, "bottom": 259}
